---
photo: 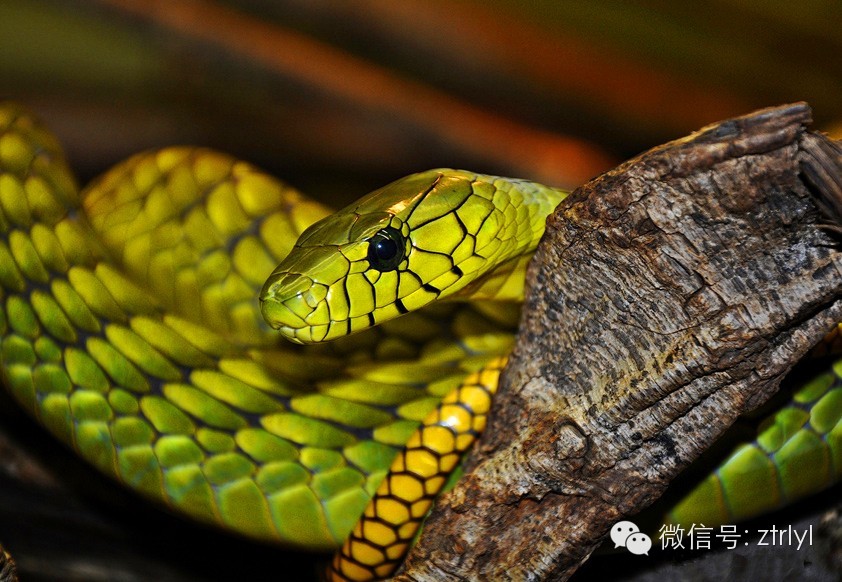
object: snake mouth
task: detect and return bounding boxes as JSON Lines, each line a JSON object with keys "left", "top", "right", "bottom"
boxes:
{"left": 260, "top": 273, "right": 343, "bottom": 344}
{"left": 259, "top": 296, "right": 343, "bottom": 344}
{"left": 259, "top": 272, "right": 314, "bottom": 337}
{"left": 260, "top": 296, "right": 306, "bottom": 334}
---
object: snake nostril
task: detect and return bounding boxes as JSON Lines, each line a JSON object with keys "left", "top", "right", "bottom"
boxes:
{"left": 260, "top": 296, "right": 307, "bottom": 330}
{"left": 259, "top": 273, "right": 317, "bottom": 332}
{"left": 261, "top": 273, "right": 314, "bottom": 303}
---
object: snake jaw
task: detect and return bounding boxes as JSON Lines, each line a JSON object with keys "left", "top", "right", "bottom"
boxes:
{"left": 259, "top": 272, "right": 317, "bottom": 343}
{"left": 259, "top": 296, "right": 306, "bottom": 341}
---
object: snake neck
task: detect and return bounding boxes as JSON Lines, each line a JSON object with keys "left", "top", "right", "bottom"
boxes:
{"left": 452, "top": 252, "right": 536, "bottom": 302}
{"left": 445, "top": 173, "right": 566, "bottom": 303}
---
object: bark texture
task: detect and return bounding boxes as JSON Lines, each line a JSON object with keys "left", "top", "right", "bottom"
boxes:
{"left": 397, "top": 103, "right": 842, "bottom": 581}
{"left": 0, "top": 545, "right": 16, "bottom": 582}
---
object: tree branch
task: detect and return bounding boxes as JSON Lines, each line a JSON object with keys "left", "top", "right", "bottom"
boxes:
{"left": 397, "top": 103, "right": 842, "bottom": 581}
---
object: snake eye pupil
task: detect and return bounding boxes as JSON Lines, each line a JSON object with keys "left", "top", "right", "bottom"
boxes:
{"left": 374, "top": 239, "right": 397, "bottom": 260}
{"left": 366, "top": 227, "right": 405, "bottom": 272}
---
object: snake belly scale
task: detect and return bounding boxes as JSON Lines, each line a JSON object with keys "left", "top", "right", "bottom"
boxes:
{"left": 1, "top": 103, "right": 842, "bottom": 581}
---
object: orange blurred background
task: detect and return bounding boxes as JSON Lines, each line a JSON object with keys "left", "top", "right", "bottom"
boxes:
{"left": 2, "top": 0, "right": 839, "bottom": 205}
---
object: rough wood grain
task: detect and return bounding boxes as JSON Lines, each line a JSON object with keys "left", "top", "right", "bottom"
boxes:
{"left": 397, "top": 104, "right": 842, "bottom": 581}
{"left": 0, "top": 545, "right": 16, "bottom": 582}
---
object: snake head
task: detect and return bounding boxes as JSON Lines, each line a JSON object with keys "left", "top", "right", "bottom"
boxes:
{"left": 260, "top": 169, "right": 558, "bottom": 344}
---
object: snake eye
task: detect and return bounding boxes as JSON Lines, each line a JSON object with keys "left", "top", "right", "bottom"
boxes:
{"left": 366, "top": 227, "right": 406, "bottom": 272}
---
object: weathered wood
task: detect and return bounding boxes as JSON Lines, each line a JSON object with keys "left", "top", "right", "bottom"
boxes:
{"left": 0, "top": 544, "right": 16, "bottom": 582}
{"left": 397, "top": 104, "right": 842, "bottom": 581}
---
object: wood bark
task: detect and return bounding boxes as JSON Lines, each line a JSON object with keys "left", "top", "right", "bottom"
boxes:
{"left": 0, "top": 545, "right": 15, "bottom": 582}
{"left": 397, "top": 103, "right": 842, "bottom": 581}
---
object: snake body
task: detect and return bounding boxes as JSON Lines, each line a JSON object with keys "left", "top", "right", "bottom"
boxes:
{"left": 1, "top": 103, "right": 841, "bottom": 580}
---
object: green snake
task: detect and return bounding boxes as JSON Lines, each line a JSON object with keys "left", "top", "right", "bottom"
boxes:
{"left": 1, "top": 102, "right": 840, "bottom": 580}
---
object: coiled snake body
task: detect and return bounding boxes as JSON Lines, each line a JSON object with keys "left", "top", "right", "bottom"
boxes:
{"left": 1, "top": 104, "right": 841, "bottom": 580}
